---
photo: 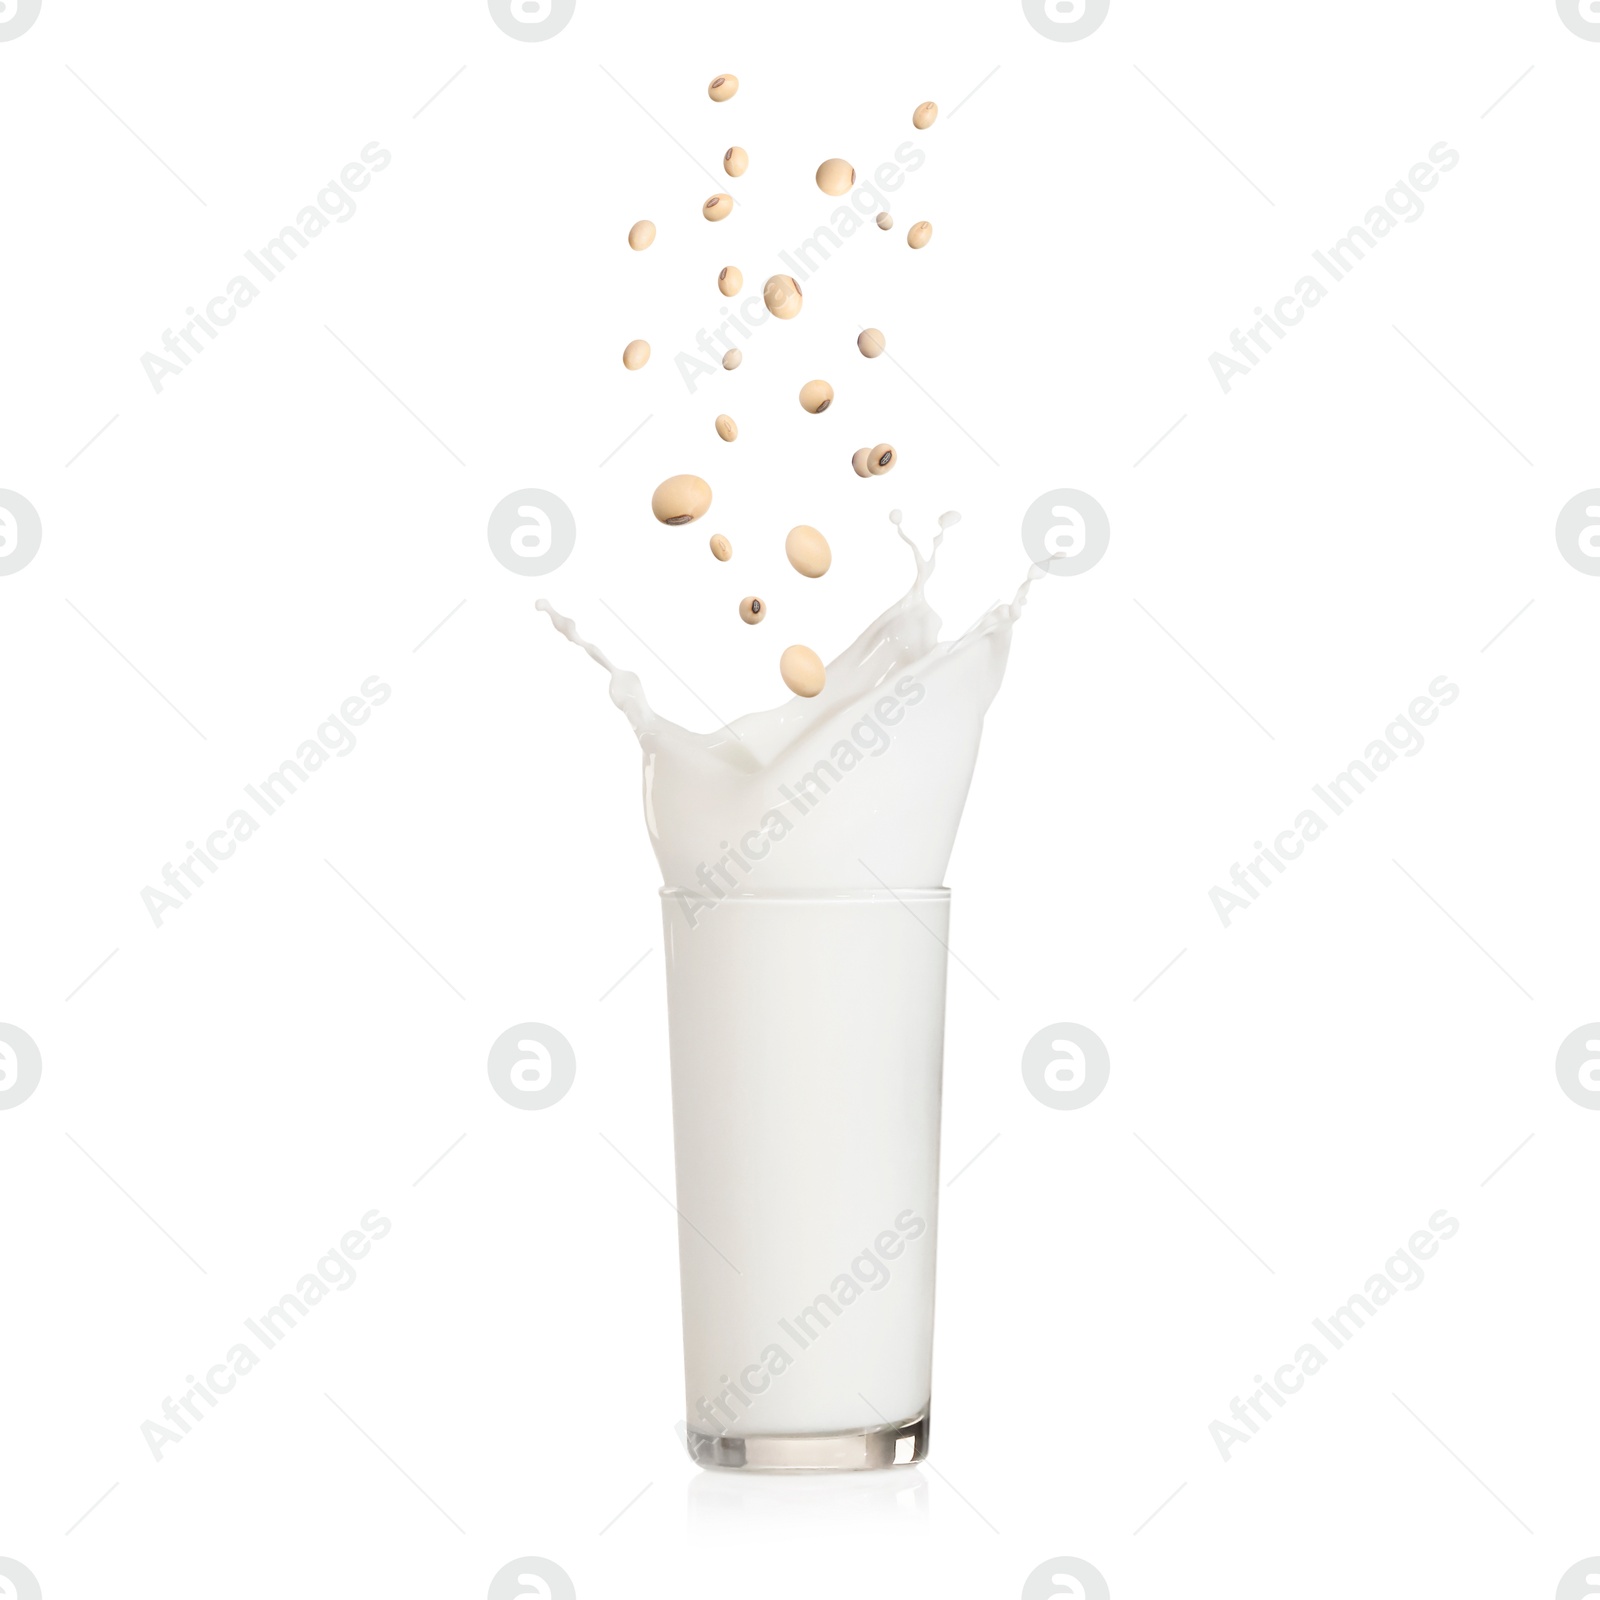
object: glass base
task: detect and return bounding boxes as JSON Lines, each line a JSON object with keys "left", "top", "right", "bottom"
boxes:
{"left": 687, "top": 1411, "right": 928, "bottom": 1472}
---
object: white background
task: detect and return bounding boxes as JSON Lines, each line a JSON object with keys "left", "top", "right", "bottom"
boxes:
{"left": 2, "top": 1, "right": 1597, "bottom": 1596}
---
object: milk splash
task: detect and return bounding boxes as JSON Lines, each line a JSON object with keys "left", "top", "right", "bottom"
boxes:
{"left": 539, "top": 512, "right": 1043, "bottom": 913}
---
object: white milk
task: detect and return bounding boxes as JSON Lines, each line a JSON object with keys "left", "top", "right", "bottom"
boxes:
{"left": 537, "top": 513, "right": 1042, "bottom": 906}
{"left": 662, "top": 888, "right": 947, "bottom": 1459}
{"left": 541, "top": 514, "right": 1040, "bottom": 1468}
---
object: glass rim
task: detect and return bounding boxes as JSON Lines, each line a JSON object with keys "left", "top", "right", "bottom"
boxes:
{"left": 659, "top": 885, "right": 950, "bottom": 904}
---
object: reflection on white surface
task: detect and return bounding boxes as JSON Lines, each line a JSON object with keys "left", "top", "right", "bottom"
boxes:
{"left": 686, "top": 1465, "right": 930, "bottom": 1535}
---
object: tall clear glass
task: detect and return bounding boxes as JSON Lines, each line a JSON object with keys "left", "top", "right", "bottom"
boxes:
{"left": 661, "top": 888, "right": 949, "bottom": 1471}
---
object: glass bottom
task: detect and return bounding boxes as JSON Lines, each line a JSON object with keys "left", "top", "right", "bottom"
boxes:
{"left": 686, "top": 1411, "right": 929, "bottom": 1472}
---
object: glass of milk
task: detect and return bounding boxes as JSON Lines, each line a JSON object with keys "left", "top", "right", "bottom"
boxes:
{"left": 540, "top": 511, "right": 1043, "bottom": 1469}
{"left": 663, "top": 887, "right": 949, "bottom": 1470}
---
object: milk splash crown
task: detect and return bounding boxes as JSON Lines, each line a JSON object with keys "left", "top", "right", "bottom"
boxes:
{"left": 539, "top": 511, "right": 1042, "bottom": 901}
